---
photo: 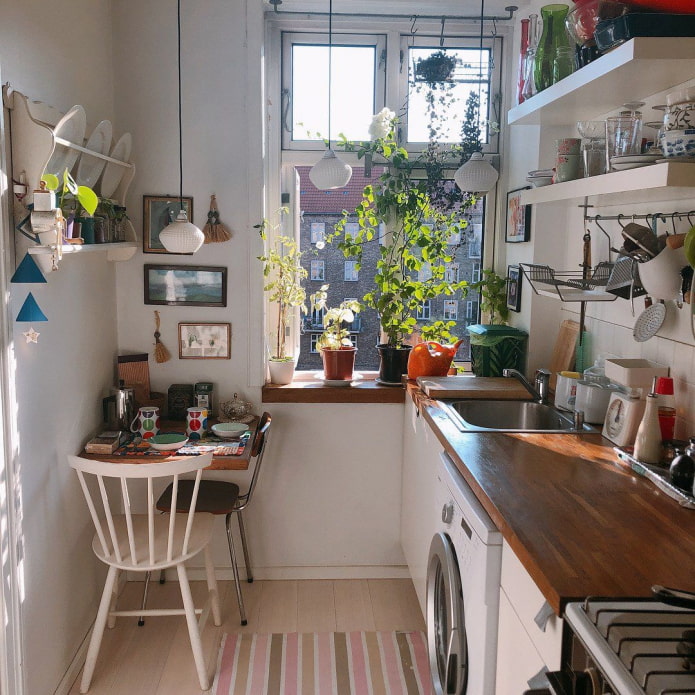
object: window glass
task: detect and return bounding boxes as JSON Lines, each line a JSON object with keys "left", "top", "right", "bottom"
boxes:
{"left": 417, "top": 301, "right": 431, "bottom": 320}
{"left": 310, "top": 259, "right": 325, "bottom": 281}
{"left": 311, "top": 222, "right": 326, "bottom": 244}
{"left": 344, "top": 260, "right": 359, "bottom": 281}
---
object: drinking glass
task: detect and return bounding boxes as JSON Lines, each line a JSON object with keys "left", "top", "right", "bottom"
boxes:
{"left": 577, "top": 120, "right": 607, "bottom": 177}
{"left": 605, "top": 116, "right": 641, "bottom": 171}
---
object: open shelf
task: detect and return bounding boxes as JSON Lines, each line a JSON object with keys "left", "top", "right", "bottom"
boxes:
{"left": 520, "top": 161, "right": 695, "bottom": 207}
{"left": 27, "top": 242, "right": 137, "bottom": 262}
{"left": 508, "top": 37, "right": 695, "bottom": 127}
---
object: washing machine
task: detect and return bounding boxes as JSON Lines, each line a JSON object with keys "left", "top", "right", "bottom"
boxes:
{"left": 427, "top": 451, "right": 502, "bottom": 695}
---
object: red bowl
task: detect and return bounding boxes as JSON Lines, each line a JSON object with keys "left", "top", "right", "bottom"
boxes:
{"left": 621, "top": 0, "right": 695, "bottom": 11}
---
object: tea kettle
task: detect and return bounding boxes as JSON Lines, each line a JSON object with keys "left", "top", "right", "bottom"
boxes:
{"left": 103, "top": 380, "right": 136, "bottom": 430}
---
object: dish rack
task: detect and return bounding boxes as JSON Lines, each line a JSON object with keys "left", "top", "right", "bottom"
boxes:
{"left": 520, "top": 262, "right": 617, "bottom": 302}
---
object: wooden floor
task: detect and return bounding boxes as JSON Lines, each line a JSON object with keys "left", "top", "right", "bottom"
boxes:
{"left": 68, "top": 578, "right": 425, "bottom": 695}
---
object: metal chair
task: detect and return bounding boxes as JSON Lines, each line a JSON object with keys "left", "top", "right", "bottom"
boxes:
{"left": 152, "top": 412, "right": 271, "bottom": 626}
{"left": 68, "top": 452, "right": 221, "bottom": 693}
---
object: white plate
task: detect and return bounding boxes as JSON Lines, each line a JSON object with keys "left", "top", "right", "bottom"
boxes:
{"left": 76, "top": 120, "right": 112, "bottom": 188}
{"left": 315, "top": 372, "right": 362, "bottom": 386}
{"left": 100, "top": 132, "right": 132, "bottom": 198}
{"left": 46, "top": 105, "right": 87, "bottom": 176}
{"left": 610, "top": 161, "right": 654, "bottom": 171}
{"left": 526, "top": 177, "right": 553, "bottom": 187}
{"left": 656, "top": 156, "right": 695, "bottom": 163}
{"left": 611, "top": 154, "right": 661, "bottom": 164}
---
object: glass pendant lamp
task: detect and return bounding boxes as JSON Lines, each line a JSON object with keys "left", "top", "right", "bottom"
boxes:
{"left": 308, "top": 0, "right": 352, "bottom": 190}
{"left": 159, "top": 0, "right": 205, "bottom": 254}
{"left": 454, "top": 0, "right": 499, "bottom": 196}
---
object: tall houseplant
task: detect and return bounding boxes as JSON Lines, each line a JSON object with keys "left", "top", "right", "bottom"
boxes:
{"left": 258, "top": 214, "right": 308, "bottom": 384}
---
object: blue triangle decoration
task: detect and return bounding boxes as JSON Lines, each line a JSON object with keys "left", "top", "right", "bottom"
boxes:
{"left": 11, "top": 253, "right": 47, "bottom": 284}
{"left": 16, "top": 293, "right": 47, "bottom": 322}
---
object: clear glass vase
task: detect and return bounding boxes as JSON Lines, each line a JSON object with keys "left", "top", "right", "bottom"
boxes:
{"left": 534, "top": 4, "right": 571, "bottom": 93}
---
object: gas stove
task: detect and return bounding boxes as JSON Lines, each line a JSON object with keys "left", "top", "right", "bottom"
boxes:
{"left": 558, "top": 594, "right": 695, "bottom": 695}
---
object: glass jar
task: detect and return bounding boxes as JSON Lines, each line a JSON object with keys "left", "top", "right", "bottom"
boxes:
{"left": 534, "top": 4, "right": 571, "bottom": 93}
{"left": 521, "top": 14, "right": 540, "bottom": 101}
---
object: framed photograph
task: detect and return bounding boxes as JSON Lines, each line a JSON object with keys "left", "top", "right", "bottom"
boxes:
{"left": 505, "top": 188, "right": 531, "bottom": 243}
{"left": 178, "top": 323, "right": 231, "bottom": 359}
{"left": 144, "top": 265, "right": 227, "bottom": 307}
{"left": 507, "top": 265, "right": 522, "bottom": 312}
{"left": 143, "top": 195, "right": 194, "bottom": 253}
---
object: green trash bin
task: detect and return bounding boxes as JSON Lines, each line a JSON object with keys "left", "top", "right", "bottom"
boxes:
{"left": 467, "top": 324, "right": 528, "bottom": 377}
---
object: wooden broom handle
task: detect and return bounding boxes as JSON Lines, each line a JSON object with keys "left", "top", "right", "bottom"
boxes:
{"left": 154, "top": 310, "right": 161, "bottom": 332}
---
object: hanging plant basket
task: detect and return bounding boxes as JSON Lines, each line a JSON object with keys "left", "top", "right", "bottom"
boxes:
{"left": 414, "top": 51, "right": 459, "bottom": 84}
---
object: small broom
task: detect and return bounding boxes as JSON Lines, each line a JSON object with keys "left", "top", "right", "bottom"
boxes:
{"left": 153, "top": 310, "right": 171, "bottom": 363}
{"left": 203, "top": 194, "right": 232, "bottom": 243}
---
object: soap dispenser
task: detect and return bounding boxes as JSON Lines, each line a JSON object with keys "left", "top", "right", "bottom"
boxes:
{"left": 633, "top": 379, "right": 663, "bottom": 464}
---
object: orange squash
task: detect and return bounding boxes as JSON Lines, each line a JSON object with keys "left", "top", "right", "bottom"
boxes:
{"left": 407, "top": 340, "right": 463, "bottom": 379}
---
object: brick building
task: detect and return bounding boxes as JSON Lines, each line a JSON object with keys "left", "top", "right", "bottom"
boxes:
{"left": 296, "top": 166, "right": 483, "bottom": 372}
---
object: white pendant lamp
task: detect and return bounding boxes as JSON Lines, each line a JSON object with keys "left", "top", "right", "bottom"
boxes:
{"left": 309, "top": 0, "right": 352, "bottom": 190}
{"left": 454, "top": 0, "right": 499, "bottom": 196}
{"left": 159, "top": 0, "right": 204, "bottom": 254}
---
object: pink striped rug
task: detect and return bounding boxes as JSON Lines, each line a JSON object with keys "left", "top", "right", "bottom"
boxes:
{"left": 212, "top": 631, "right": 433, "bottom": 695}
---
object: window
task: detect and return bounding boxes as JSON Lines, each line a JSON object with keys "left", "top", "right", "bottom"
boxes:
{"left": 344, "top": 222, "right": 359, "bottom": 237}
{"left": 417, "top": 301, "right": 431, "bottom": 320}
{"left": 418, "top": 263, "right": 433, "bottom": 282}
{"left": 444, "top": 263, "right": 459, "bottom": 283}
{"left": 348, "top": 335, "right": 358, "bottom": 349}
{"left": 311, "top": 222, "right": 326, "bottom": 244}
{"left": 310, "top": 334, "right": 320, "bottom": 353}
{"left": 310, "top": 306, "right": 325, "bottom": 327}
{"left": 466, "top": 300, "right": 477, "bottom": 319}
{"left": 310, "top": 260, "right": 325, "bottom": 281}
{"left": 443, "top": 300, "right": 458, "bottom": 320}
{"left": 471, "top": 261, "right": 481, "bottom": 284}
{"left": 447, "top": 230, "right": 461, "bottom": 245}
{"left": 344, "top": 260, "right": 359, "bottom": 281}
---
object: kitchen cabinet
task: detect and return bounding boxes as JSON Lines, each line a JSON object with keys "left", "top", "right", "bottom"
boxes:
{"left": 4, "top": 87, "right": 137, "bottom": 263}
{"left": 496, "top": 540, "right": 563, "bottom": 695}
{"left": 507, "top": 37, "right": 695, "bottom": 208}
{"left": 400, "top": 397, "right": 443, "bottom": 618}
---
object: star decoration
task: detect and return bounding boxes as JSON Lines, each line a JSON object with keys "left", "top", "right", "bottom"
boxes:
{"left": 22, "top": 327, "right": 40, "bottom": 344}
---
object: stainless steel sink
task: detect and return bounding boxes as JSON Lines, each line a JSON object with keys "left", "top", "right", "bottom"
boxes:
{"left": 439, "top": 399, "right": 593, "bottom": 433}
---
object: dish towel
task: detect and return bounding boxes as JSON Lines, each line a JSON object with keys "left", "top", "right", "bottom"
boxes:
{"left": 212, "top": 631, "right": 432, "bottom": 695}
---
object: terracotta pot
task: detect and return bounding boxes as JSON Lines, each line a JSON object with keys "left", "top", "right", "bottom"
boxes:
{"left": 321, "top": 347, "right": 357, "bottom": 381}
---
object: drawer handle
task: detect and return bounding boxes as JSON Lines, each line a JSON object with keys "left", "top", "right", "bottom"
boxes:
{"left": 533, "top": 600, "right": 554, "bottom": 633}
{"left": 527, "top": 666, "right": 549, "bottom": 690}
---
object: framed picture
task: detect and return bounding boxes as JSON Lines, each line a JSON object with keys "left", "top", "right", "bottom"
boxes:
{"left": 505, "top": 188, "right": 531, "bottom": 243}
{"left": 144, "top": 265, "right": 227, "bottom": 307}
{"left": 507, "top": 265, "right": 522, "bottom": 312}
{"left": 143, "top": 195, "right": 194, "bottom": 253}
{"left": 178, "top": 322, "right": 231, "bottom": 359}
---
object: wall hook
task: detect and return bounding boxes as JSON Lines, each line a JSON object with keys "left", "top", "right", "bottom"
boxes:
{"left": 440, "top": 17, "right": 446, "bottom": 46}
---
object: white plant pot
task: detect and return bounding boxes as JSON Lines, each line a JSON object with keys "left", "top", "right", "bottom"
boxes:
{"left": 268, "top": 358, "right": 296, "bottom": 385}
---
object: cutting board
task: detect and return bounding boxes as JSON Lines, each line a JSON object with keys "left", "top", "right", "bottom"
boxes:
{"left": 548, "top": 320, "right": 579, "bottom": 390}
{"left": 416, "top": 376, "right": 533, "bottom": 400}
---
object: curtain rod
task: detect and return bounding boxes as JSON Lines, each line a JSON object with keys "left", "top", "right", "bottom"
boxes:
{"left": 266, "top": 2, "right": 518, "bottom": 23}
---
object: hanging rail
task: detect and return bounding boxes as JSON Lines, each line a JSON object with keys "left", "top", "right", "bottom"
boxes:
{"left": 582, "top": 210, "right": 695, "bottom": 225}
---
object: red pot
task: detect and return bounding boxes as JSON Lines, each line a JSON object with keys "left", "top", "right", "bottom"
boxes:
{"left": 620, "top": 0, "right": 695, "bottom": 11}
{"left": 321, "top": 347, "right": 357, "bottom": 381}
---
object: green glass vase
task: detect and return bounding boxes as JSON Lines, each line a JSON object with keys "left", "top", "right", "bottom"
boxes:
{"left": 533, "top": 4, "right": 571, "bottom": 93}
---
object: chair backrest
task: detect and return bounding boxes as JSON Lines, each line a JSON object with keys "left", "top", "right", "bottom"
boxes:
{"left": 68, "top": 453, "right": 213, "bottom": 568}
{"left": 240, "top": 412, "right": 271, "bottom": 508}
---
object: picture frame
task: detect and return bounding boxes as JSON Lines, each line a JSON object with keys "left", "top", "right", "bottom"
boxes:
{"left": 144, "top": 264, "right": 227, "bottom": 307}
{"left": 143, "top": 195, "right": 194, "bottom": 253}
{"left": 507, "top": 264, "right": 522, "bottom": 312}
{"left": 505, "top": 188, "right": 531, "bottom": 243}
{"left": 178, "top": 322, "right": 231, "bottom": 360}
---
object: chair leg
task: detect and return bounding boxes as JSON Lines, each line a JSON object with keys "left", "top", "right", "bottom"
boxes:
{"left": 80, "top": 565, "right": 118, "bottom": 694}
{"left": 107, "top": 570, "right": 119, "bottom": 629}
{"left": 236, "top": 510, "right": 254, "bottom": 583}
{"left": 138, "top": 571, "right": 152, "bottom": 627}
{"left": 225, "top": 513, "right": 247, "bottom": 626}
{"left": 204, "top": 544, "right": 222, "bottom": 626}
{"left": 176, "top": 562, "right": 210, "bottom": 691}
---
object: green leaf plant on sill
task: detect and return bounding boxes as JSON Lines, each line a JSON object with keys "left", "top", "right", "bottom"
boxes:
{"left": 309, "top": 284, "right": 361, "bottom": 351}
{"left": 470, "top": 268, "right": 509, "bottom": 325}
{"left": 256, "top": 209, "right": 308, "bottom": 385}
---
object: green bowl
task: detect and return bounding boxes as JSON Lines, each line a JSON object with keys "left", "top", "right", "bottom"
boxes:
{"left": 148, "top": 433, "right": 188, "bottom": 451}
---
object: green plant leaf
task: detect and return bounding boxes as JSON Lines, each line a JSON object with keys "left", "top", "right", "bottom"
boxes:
{"left": 77, "top": 186, "right": 98, "bottom": 216}
{"left": 41, "top": 173, "right": 59, "bottom": 191}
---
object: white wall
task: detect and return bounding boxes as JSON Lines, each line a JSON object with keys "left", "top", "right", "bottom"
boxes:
{"left": 0, "top": 3, "right": 118, "bottom": 694}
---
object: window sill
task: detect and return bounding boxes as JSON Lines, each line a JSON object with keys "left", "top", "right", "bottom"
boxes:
{"left": 261, "top": 371, "right": 407, "bottom": 404}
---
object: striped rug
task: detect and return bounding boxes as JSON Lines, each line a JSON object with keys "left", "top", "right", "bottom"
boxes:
{"left": 212, "top": 631, "right": 433, "bottom": 695}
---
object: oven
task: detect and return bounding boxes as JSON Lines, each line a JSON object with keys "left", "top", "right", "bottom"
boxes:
{"left": 542, "top": 593, "right": 695, "bottom": 695}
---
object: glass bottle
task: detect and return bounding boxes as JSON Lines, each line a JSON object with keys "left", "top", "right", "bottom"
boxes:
{"left": 534, "top": 4, "right": 571, "bottom": 94}
{"left": 551, "top": 45, "right": 575, "bottom": 84}
{"left": 521, "top": 14, "right": 539, "bottom": 102}
{"left": 517, "top": 18, "right": 530, "bottom": 105}
{"left": 633, "top": 393, "right": 663, "bottom": 464}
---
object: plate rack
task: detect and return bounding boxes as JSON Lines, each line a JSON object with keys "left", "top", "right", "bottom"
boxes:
{"left": 520, "top": 262, "right": 617, "bottom": 302}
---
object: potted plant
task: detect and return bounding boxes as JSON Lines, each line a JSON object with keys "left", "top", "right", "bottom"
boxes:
{"left": 332, "top": 110, "right": 470, "bottom": 385}
{"left": 467, "top": 269, "right": 527, "bottom": 377}
{"left": 42, "top": 169, "right": 98, "bottom": 242}
{"left": 257, "top": 212, "right": 308, "bottom": 384}
{"left": 414, "top": 50, "right": 459, "bottom": 85}
{"left": 310, "top": 284, "right": 361, "bottom": 382}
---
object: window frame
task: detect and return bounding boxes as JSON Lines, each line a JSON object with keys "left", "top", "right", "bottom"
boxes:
{"left": 310, "top": 259, "right": 326, "bottom": 281}
{"left": 344, "top": 260, "right": 359, "bottom": 282}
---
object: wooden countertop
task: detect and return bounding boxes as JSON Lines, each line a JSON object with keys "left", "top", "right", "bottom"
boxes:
{"left": 415, "top": 390, "right": 695, "bottom": 615}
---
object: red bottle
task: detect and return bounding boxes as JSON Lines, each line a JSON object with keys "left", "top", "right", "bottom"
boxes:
{"left": 517, "top": 18, "right": 531, "bottom": 105}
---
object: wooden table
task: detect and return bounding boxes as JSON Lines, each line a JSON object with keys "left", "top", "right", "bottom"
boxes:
{"left": 79, "top": 418, "right": 256, "bottom": 470}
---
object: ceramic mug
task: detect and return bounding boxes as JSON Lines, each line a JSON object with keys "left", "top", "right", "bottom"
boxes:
{"left": 554, "top": 154, "right": 581, "bottom": 182}
{"left": 186, "top": 407, "right": 208, "bottom": 440}
{"left": 130, "top": 406, "right": 160, "bottom": 439}
{"left": 555, "top": 137, "right": 581, "bottom": 156}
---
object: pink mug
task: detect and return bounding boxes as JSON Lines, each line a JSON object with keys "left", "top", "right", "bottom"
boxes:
{"left": 130, "top": 406, "right": 160, "bottom": 439}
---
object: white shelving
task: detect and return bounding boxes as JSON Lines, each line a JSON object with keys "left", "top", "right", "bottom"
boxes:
{"left": 508, "top": 37, "right": 695, "bottom": 126}
{"left": 27, "top": 242, "right": 137, "bottom": 263}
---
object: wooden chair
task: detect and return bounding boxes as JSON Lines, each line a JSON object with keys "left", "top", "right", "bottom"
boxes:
{"left": 68, "top": 452, "right": 221, "bottom": 693}
{"left": 153, "top": 412, "right": 272, "bottom": 626}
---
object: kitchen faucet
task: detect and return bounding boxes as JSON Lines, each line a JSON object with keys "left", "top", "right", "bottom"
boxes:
{"left": 503, "top": 368, "right": 551, "bottom": 404}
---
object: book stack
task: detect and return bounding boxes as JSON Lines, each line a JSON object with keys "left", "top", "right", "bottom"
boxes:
{"left": 84, "top": 431, "right": 128, "bottom": 454}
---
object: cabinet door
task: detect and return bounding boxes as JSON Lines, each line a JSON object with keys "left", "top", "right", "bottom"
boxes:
{"left": 401, "top": 398, "right": 443, "bottom": 618}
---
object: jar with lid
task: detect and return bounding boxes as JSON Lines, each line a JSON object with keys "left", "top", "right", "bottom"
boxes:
{"left": 194, "top": 382, "right": 214, "bottom": 417}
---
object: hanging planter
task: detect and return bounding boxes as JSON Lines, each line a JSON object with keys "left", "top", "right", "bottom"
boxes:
{"left": 414, "top": 51, "right": 459, "bottom": 84}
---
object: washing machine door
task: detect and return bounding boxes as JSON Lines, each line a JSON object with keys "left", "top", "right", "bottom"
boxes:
{"left": 427, "top": 532, "right": 467, "bottom": 695}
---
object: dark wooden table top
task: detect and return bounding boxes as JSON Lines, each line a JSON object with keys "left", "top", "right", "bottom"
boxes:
{"left": 418, "top": 392, "right": 695, "bottom": 615}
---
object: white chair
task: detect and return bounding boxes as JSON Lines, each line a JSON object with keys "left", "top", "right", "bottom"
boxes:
{"left": 68, "top": 452, "right": 222, "bottom": 693}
